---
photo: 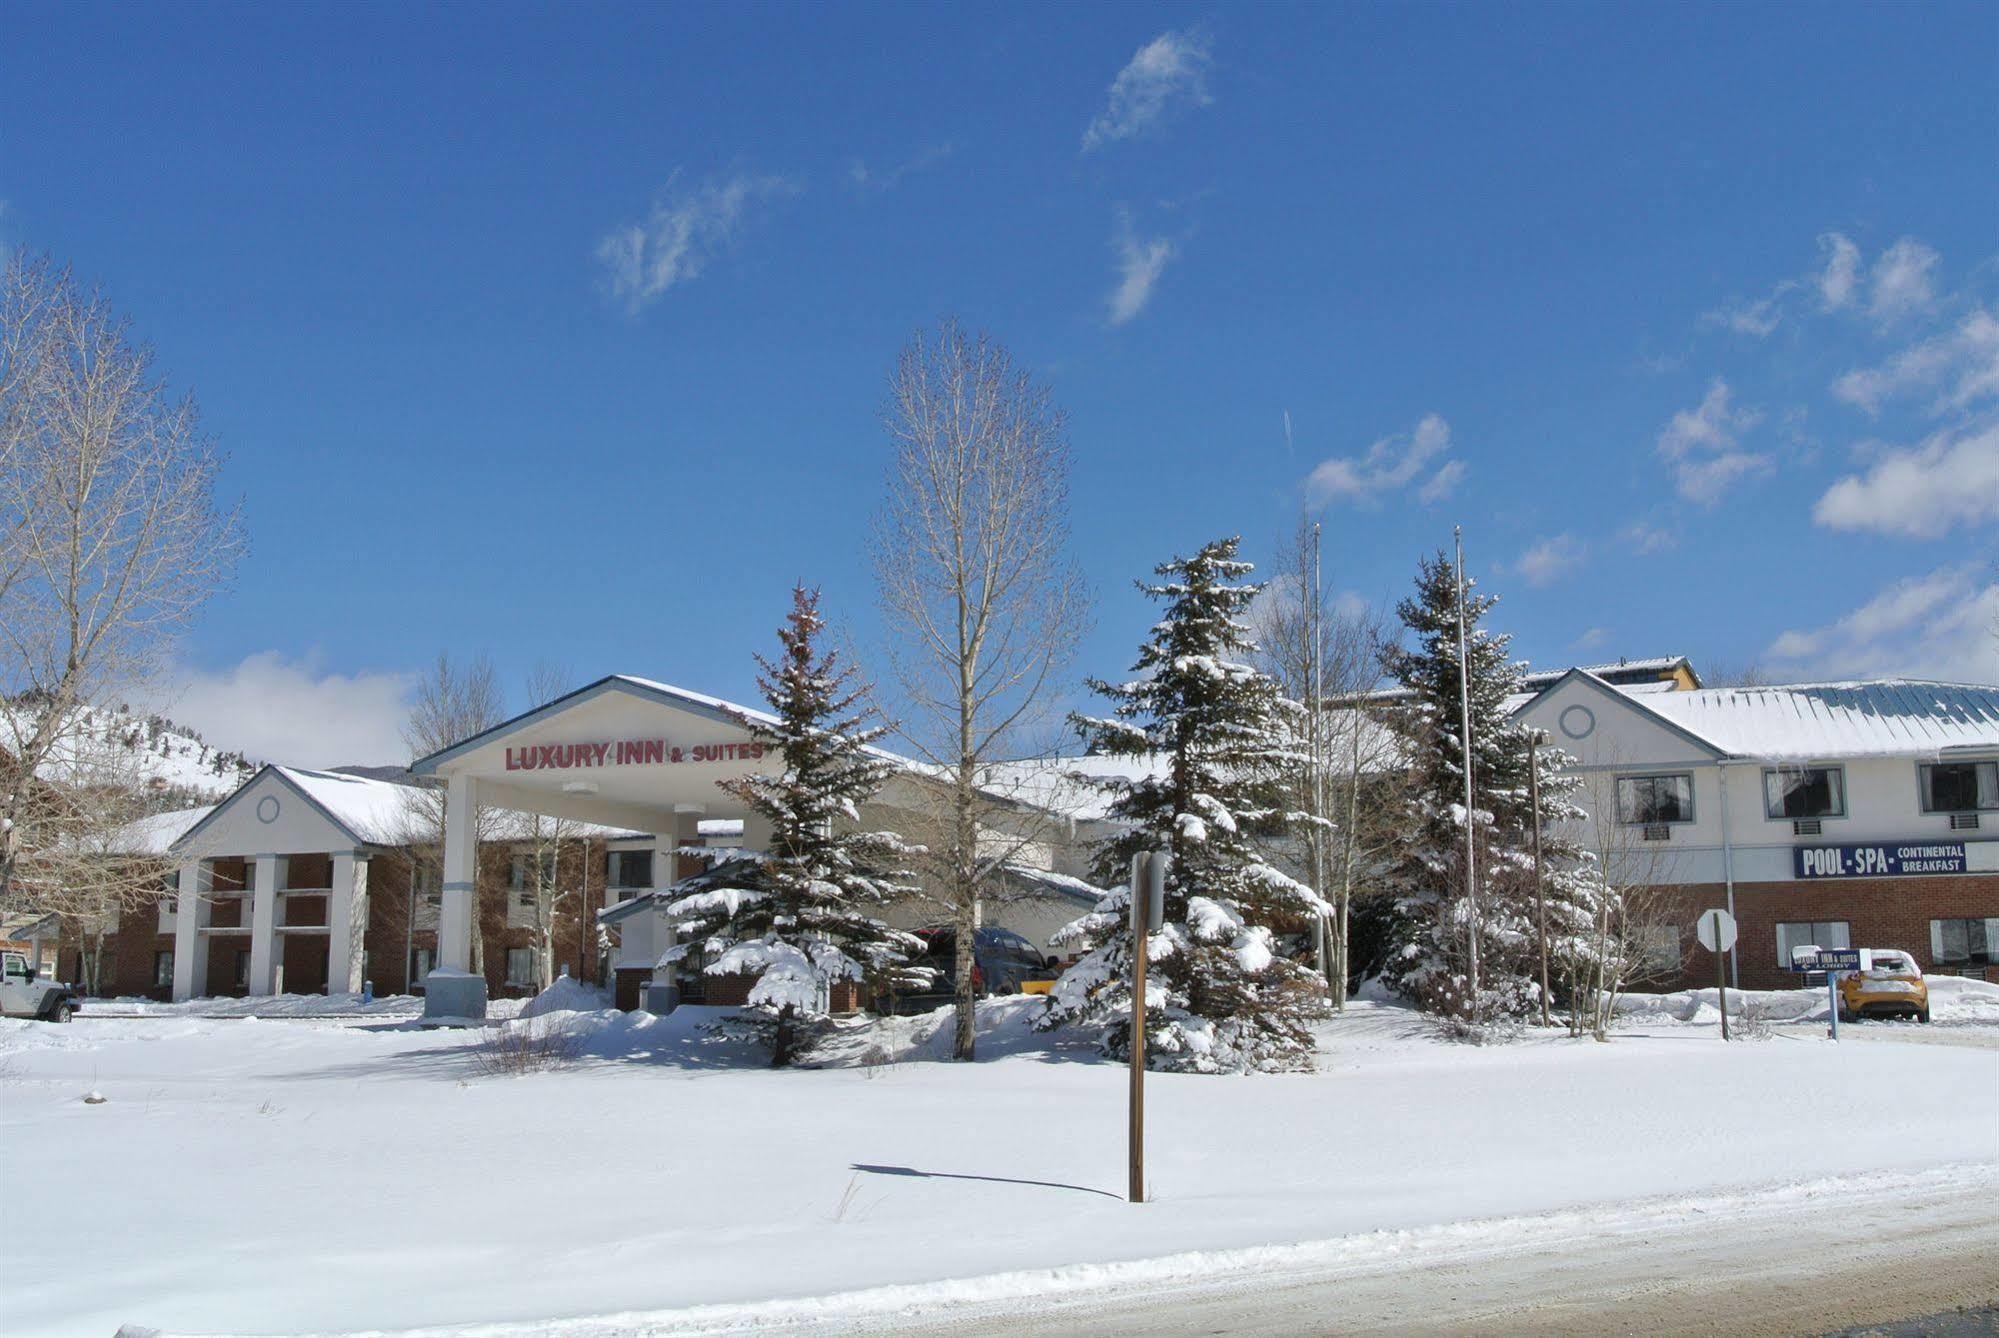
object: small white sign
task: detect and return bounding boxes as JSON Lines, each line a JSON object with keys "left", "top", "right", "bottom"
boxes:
{"left": 1696, "top": 908, "right": 1738, "bottom": 954}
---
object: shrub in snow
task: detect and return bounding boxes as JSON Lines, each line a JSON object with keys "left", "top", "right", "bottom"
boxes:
{"left": 473, "top": 1019, "right": 580, "bottom": 1077}
{"left": 1041, "top": 537, "right": 1329, "bottom": 1073}
{"left": 1375, "top": 551, "right": 1594, "bottom": 1026}
{"left": 664, "top": 586, "right": 927, "bottom": 1067}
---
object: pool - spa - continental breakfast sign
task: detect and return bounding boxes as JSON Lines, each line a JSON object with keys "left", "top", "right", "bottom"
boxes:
{"left": 1793, "top": 842, "right": 1965, "bottom": 879}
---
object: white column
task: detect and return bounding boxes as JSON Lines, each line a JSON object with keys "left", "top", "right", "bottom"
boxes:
{"left": 171, "top": 862, "right": 208, "bottom": 1002}
{"left": 247, "top": 854, "right": 281, "bottom": 996}
{"left": 327, "top": 851, "right": 369, "bottom": 995}
{"left": 649, "top": 831, "right": 677, "bottom": 1005}
{"left": 437, "top": 773, "right": 477, "bottom": 973}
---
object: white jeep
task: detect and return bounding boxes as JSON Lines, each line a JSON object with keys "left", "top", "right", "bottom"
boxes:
{"left": 0, "top": 947, "right": 78, "bottom": 1022}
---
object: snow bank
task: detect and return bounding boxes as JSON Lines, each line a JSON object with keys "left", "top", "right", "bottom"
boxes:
{"left": 1616, "top": 975, "right": 1999, "bottom": 1027}
{"left": 518, "top": 977, "right": 610, "bottom": 1018}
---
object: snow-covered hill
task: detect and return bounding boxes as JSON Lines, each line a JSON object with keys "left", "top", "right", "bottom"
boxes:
{"left": 16, "top": 702, "right": 258, "bottom": 802}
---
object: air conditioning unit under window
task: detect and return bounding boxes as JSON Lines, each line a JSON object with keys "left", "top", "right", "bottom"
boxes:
{"left": 1793, "top": 819, "right": 1822, "bottom": 836}
{"left": 1642, "top": 823, "right": 1671, "bottom": 842}
{"left": 1950, "top": 813, "right": 1981, "bottom": 831}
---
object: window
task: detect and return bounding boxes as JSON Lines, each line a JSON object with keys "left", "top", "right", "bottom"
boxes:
{"left": 607, "top": 850, "right": 653, "bottom": 890}
{"left": 154, "top": 950, "right": 174, "bottom": 989}
{"left": 1764, "top": 767, "right": 1845, "bottom": 820}
{"left": 509, "top": 852, "right": 556, "bottom": 901}
{"left": 233, "top": 950, "right": 252, "bottom": 989}
{"left": 1637, "top": 925, "right": 1681, "bottom": 975}
{"left": 505, "top": 947, "right": 537, "bottom": 987}
{"left": 1930, "top": 918, "right": 1999, "bottom": 967}
{"left": 1, "top": 952, "right": 28, "bottom": 980}
{"left": 412, "top": 866, "right": 440, "bottom": 907}
{"left": 1919, "top": 761, "right": 1999, "bottom": 814}
{"left": 1616, "top": 774, "right": 1695, "bottom": 825}
{"left": 1775, "top": 920, "right": 1850, "bottom": 969}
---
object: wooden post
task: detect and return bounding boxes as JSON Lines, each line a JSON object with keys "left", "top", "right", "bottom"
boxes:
{"left": 1128, "top": 852, "right": 1148, "bottom": 1205}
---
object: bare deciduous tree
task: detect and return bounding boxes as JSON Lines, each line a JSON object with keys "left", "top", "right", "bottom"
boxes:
{"left": 0, "top": 252, "right": 243, "bottom": 912}
{"left": 395, "top": 652, "right": 505, "bottom": 984}
{"left": 1252, "top": 517, "right": 1402, "bottom": 1008}
{"left": 873, "top": 321, "right": 1089, "bottom": 1060}
{"left": 519, "top": 661, "right": 579, "bottom": 991}
{"left": 1560, "top": 757, "right": 1686, "bottom": 1038}
{"left": 9, "top": 733, "right": 174, "bottom": 993}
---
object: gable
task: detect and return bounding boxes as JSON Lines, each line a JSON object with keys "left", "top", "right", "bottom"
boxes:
{"left": 172, "top": 768, "right": 368, "bottom": 860}
{"left": 1513, "top": 673, "right": 1723, "bottom": 770}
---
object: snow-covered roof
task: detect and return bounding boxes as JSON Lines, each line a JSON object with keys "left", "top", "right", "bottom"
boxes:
{"left": 1518, "top": 656, "right": 1696, "bottom": 690}
{"left": 269, "top": 766, "right": 422, "bottom": 845}
{"left": 1625, "top": 680, "right": 1999, "bottom": 763}
{"left": 114, "top": 803, "right": 217, "bottom": 855}
{"left": 980, "top": 755, "right": 1165, "bottom": 823}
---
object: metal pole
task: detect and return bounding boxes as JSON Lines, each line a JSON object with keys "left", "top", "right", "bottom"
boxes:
{"left": 1129, "top": 852, "right": 1148, "bottom": 1205}
{"left": 1310, "top": 521, "right": 1330, "bottom": 998}
{"left": 1717, "top": 937, "right": 1729, "bottom": 1042}
{"left": 1828, "top": 970, "right": 1839, "bottom": 1042}
{"left": 1528, "top": 735, "right": 1549, "bottom": 1029}
{"left": 1453, "top": 527, "right": 1480, "bottom": 1023}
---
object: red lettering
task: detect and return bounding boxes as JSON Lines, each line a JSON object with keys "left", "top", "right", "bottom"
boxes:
{"left": 670, "top": 746, "right": 682, "bottom": 763}
{"left": 644, "top": 739, "right": 664, "bottom": 765}
{"left": 591, "top": 742, "right": 610, "bottom": 767}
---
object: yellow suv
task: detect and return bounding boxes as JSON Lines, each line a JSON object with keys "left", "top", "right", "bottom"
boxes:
{"left": 1837, "top": 949, "right": 1930, "bottom": 1024}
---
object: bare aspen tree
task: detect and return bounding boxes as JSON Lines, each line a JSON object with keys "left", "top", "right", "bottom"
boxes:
{"left": 520, "top": 661, "right": 577, "bottom": 990}
{"left": 1253, "top": 517, "right": 1400, "bottom": 1009}
{"left": 873, "top": 321, "right": 1089, "bottom": 1061}
{"left": 396, "top": 652, "right": 506, "bottom": 984}
{"left": 0, "top": 252, "right": 243, "bottom": 912}
{"left": 8, "top": 731, "right": 174, "bottom": 993}
{"left": 1564, "top": 759, "right": 1685, "bottom": 1038}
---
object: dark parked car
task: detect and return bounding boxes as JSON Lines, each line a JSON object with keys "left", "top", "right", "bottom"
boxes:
{"left": 890, "top": 926, "right": 1057, "bottom": 1012}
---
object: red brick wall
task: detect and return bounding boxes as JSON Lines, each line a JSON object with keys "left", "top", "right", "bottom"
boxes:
{"left": 1644, "top": 874, "right": 1999, "bottom": 991}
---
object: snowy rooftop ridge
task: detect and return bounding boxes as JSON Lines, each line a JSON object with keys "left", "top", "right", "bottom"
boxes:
{"left": 1619, "top": 678, "right": 1999, "bottom": 762}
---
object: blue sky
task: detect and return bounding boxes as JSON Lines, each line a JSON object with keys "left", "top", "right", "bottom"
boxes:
{"left": 4, "top": 2, "right": 1995, "bottom": 766}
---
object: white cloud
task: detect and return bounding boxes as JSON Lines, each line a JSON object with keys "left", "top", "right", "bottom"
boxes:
{"left": 1701, "top": 232, "right": 1938, "bottom": 337}
{"left": 1816, "top": 232, "right": 1861, "bottom": 310}
{"left": 847, "top": 143, "right": 956, "bottom": 194}
{"left": 1571, "top": 627, "right": 1610, "bottom": 652}
{"left": 1833, "top": 306, "right": 1999, "bottom": 416}
{"left": 1766, "top": 564, "right": 1999, "bottom": 683}
{"left": 1513, "top": 534, "right": 1585, "bottom": 587}
{"left": 1107, "top": 214, "right": 1176, "bottom": 326}
{"left": 596, "top": 170, "right": 802, "bottom": 312}
{"left": 1867, "top": 237, "right": 1942, "bottom": 323}
{"left": 1622, "top": 521, "right": 1679, "bottom": 554}
{"left": 1708, "top": 291, "right": 1789, "bottom": 338}
{"left": 1655, "top": 378, "right": 1771, "bottom": 505}
{"left": 138, "top": 652, "right": 417, "bottom": 769}
{"left": 1812, "top": 420, "right": 1999, "bottom": 540}
{"left": 1306, "top": 413, "right": 1463, "bottom": 507}
{"left": 1416, "top": 458, "right": 1467, "bottom": 504}
{"left": 1083, "top": 29, "right": 1213, "bottom": 151}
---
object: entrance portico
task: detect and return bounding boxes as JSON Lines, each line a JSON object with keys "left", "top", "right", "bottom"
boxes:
{"left": 165, "top": 766, "right": 396, "bottom": 1002}
{"left": 410, "top": 676, "right": 786, "bottom": 1020}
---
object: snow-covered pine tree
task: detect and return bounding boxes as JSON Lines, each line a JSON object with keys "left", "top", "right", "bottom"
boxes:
{"left": 1376, "top": 551, "right": 1588, "bottom": 1026}
{"left": 664, "top": 586, "right": 924, "bottom": 1066}
{"left": 1042, "top": 537, "right": 1329, "bottom": 1073}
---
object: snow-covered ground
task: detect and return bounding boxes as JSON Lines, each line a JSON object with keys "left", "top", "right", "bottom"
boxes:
{"left": 2, "top": 986, "right": 1995, "bottom": 1337}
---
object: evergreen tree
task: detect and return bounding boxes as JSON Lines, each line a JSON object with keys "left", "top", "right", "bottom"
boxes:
{"left": 1376, "top": 550, "right": 1587, "bottom": 1025}
{"left": 665, "top": 586, "right": 923, "bottom": 1066}
{"left": 1043, "top": 538, "right": 1329, "bottom": 1073}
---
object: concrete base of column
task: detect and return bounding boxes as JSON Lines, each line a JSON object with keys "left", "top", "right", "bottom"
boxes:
{"left": 420, "top": 969, "right": 488, "bottom": 1023}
